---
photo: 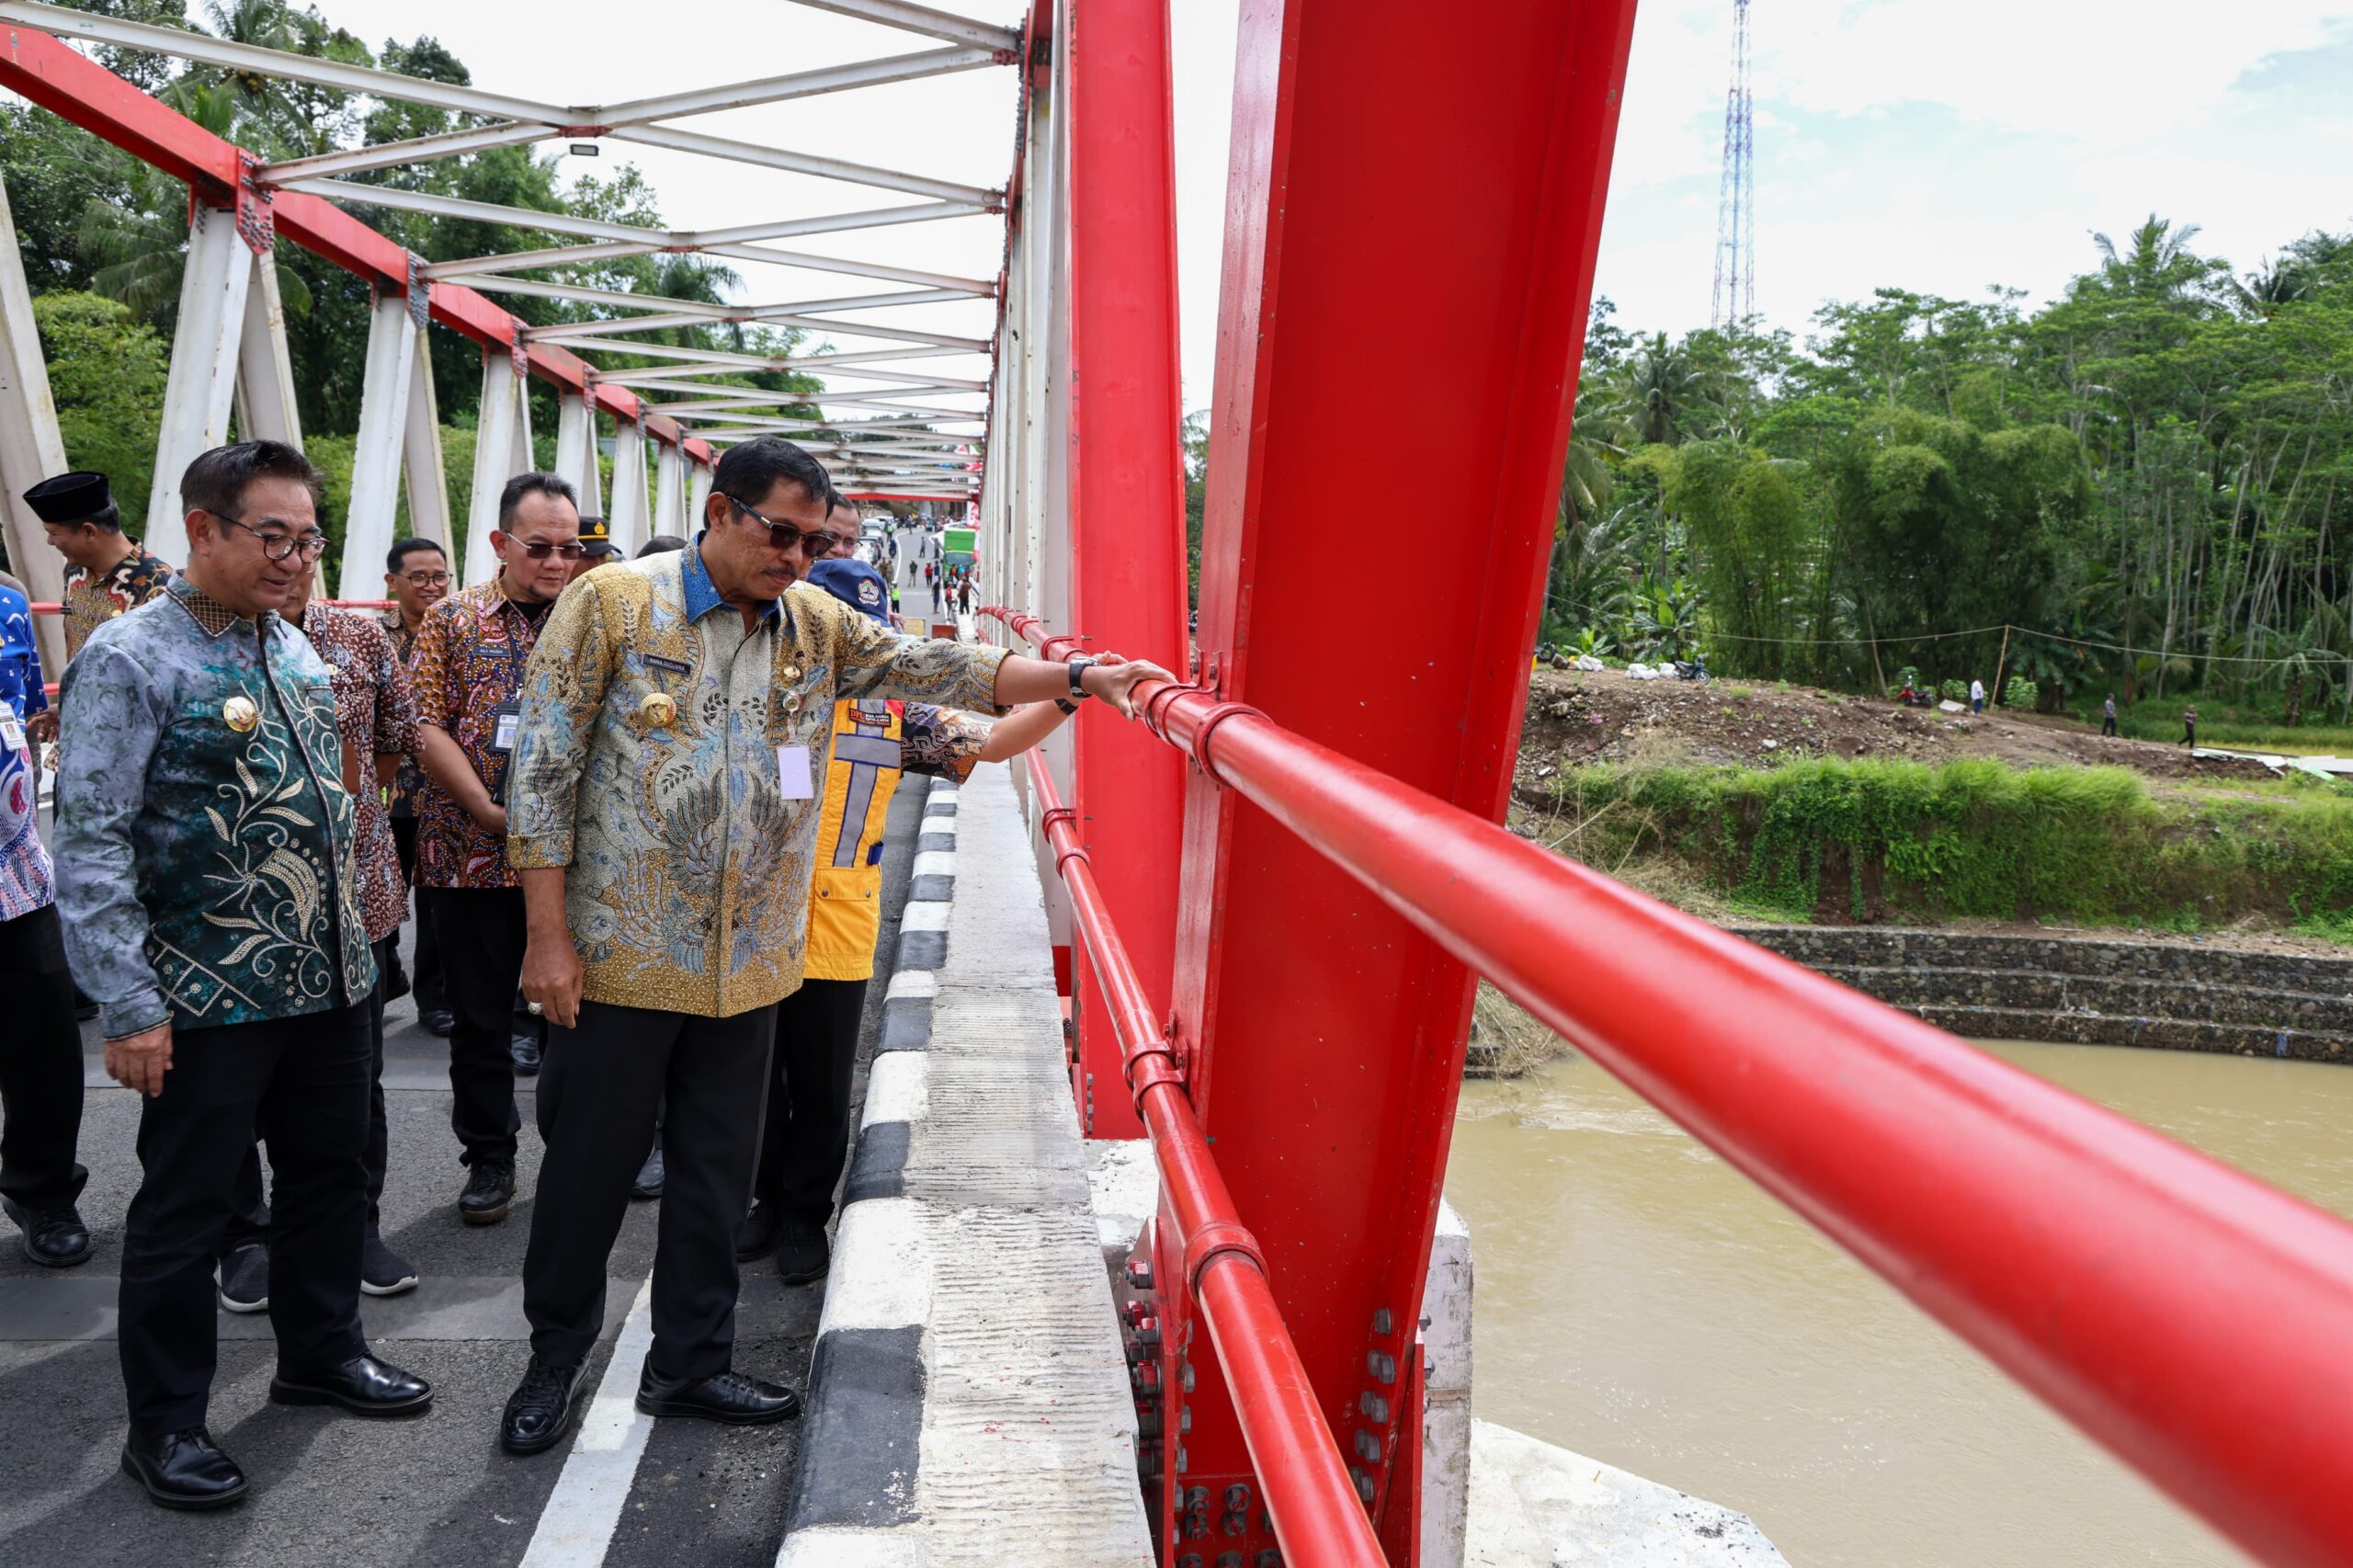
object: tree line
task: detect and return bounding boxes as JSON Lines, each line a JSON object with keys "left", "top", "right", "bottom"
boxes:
{"left": 1549, "top": 216, "right": 2353, "bottom": 721}
{"left": 0, "top": 0, "right": 910, "bottom": 591}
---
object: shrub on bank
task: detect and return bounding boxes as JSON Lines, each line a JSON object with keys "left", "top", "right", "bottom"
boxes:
{"left": 1548, "top": 756, "right": 2353, "bottom": 925}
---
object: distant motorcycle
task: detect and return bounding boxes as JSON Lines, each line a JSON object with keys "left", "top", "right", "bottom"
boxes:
{"left": 1671, "top": 657, "right": 1710, "bottom": 682}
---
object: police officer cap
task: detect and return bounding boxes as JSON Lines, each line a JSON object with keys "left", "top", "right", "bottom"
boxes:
{"left": 806, "top": 558, "right": 891, "bottom": 624}
{"left": 23, "top": 471, "right": 112, "bottom": 525}
{"left": 577, "top": 516, "right": 614, "bottom": 557}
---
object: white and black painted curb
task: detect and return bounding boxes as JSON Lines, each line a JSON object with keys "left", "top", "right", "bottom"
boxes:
{"left": 779, "top": 774, "right": 958, "bottom": 1544}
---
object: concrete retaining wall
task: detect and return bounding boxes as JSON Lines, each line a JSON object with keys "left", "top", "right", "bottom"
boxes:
{"left": 1734, "top": 926, "right": 2353, "bottom": 1062}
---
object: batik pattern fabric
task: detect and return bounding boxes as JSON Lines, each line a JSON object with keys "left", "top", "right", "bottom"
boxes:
{"left": 382, "top": 611, "right": 430, "bottom": 824}
{"left": 506, "top": 543, "right": 1006, "bottom": 1019}
{"left": 0, "top": 690, "right": 50, "bottom": 923}
{"left": 61, "top": 545, "right": 173, "bottom": 662}
{"left": 408, "top": 577, "right": 544, "bottom": 890}
{"left": 0, "top": 584, "right": 47, "bottom": 723}
{"left": 300, "top": 606, "right": 419, "bottom": 943}
{"left": 52, "top": 576, "right": 375, "bottom": 1040}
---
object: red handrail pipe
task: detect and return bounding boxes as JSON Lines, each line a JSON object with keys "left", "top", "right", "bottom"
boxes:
{"left": 1024, "top": 747, "right": 1386, "bottom": 1568}
{"left": 986, "top": 606, "right": 2353, "bottom": 1568}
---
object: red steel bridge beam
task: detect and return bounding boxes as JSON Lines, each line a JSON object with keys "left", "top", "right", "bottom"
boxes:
{"left": 1027, "top": 747, "right": 1384, "bottom": 1567}
{"left": 1166, "top": 0, "right": 1643, "bottom": 1554}
{"left": 988, "top": 606, "right": 2353, "bottom": 1568}
{"left": 0, "top": 24, "right": 711, "bottom": 461}
{"left": 1060, "top": 0, "right": 1188, "bottom": 1141}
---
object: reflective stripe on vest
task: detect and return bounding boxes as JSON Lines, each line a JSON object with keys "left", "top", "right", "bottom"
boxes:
{"left": 804, "top": 699, "right": 904, "bottom": 982}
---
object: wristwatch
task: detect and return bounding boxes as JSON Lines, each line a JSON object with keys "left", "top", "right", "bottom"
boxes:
{"left": 1053, "top": 698, "right": 1079, "bottom": 715}
{"left": 1066, "top": 655, "right": 1097, "bottom": 701}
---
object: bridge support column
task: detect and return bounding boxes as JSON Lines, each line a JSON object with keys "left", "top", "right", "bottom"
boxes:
{"left": 464, "top": 345, "right": 531, "bottom": 585}
{"left": 1157, "top": 0, "right": 1640, "bottom": 1561}
{"left": 150, "top": 202, "right": 278, "bottom": 564}
{"left": 1062, "top": 0, "right": 1188, "bottom": 1147}
{"left": 344, "top": 290, "right": 425, "bottom": 593}
{"left": 554, "top": 389, "right": 606, "bottom": 522}
{"left": 686, "top": 458, "right": 712, "bottom": 535}
{"left": 0, "top": 172, "right": 72, "bottom": 673}
{"left": 608, "top": 415, "right": 648, "bottom": 557}
{"left": 653, "top": 439, "right": 685, "bottom": 540}
{"left": 401, "top": 327, "right": 451, "bottom": 555}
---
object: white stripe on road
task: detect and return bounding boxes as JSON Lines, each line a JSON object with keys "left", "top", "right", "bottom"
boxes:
{"left": 884, "top": 969, "right": 938, "bottom": 1001}
{"left": 900, "top": 901, "right": 951, "bottom": 932}
{"left": 517, "top": 1274, "right": 657, "bottom": 1568}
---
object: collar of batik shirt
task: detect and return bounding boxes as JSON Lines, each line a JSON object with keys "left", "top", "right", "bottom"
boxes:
{"left": 684, "top": 532, "right": 783, "bottom": 626}
{"left": 165, "top": 572, "right": 274, "bottom": 640}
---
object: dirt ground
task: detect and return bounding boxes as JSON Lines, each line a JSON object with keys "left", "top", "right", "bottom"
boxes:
{"left": 1513, "top": 667, "right": 2275, "bottom": 794}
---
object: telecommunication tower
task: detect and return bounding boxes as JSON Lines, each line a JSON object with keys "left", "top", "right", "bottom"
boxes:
{"left": 1711, "top": 0, "right": 1756, "bottom": 329}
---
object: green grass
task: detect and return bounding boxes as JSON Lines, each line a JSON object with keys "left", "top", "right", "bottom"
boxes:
{"left": 1545, "top": 756, "right": 2353, "bottom": 926}
{"left": 2063, "top": 694, "right": 2353, "bottom": 752}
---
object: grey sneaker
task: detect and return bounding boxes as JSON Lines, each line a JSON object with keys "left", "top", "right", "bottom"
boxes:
{"left": 218, "top": 1244, "right": 269, "bottom": 1313}
{"left": 360, "top": 1234, "right": 419, "bottom": 1297}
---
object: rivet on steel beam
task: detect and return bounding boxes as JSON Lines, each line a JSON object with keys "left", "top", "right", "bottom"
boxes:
{"left": 1186, "top": 1485, "right": 1210, "bottom": 1511}
{"left": 1368, "top": 1350, "right": 1397, "bottom": 1384}
{"left": 1183, "top": 1512, "right": 1208, "bottom": 1540}
{"left": 1126, "top": 1256, "right": 1155, "bottom": 1291}
{"left": 1361, "top": 1392, "right": 1390, "bottom": 1424}
{"left": 1179, "top": 1407, "right": 1192, "bottom": 1434}
{"left": 1223, "top": 1483, "right": 1250, "bottom": 1511}
{"left": 1350, "top": 1467, "right": 1375, "bottom": 1504}
{"left": 1181, "top": 1361, "right": 1196, "bottom": 1392}
{"left": 1176, "top": 1446, "right": 1188, "bottom": 1474}
{"left": 1139, "top": 1411, "right": 1163, "bottom": 1439}
{"left": 1257, "top": 1553, "right": 1282, "bottom": 1568}
{"left": 1372, "top": 1307, "right": 1393, "bottom": 1335}
{"left": 1177, "top": 1556, "right": 1201, "bottom": 1568}
{"left": 1219, "top": 1553, "right": 1244, "bottom": 1568}
{"left": 1354, "top": 1428, "right": 1380, "bottom": 1462}
{"left": 1222, "top": 1509, "right": 1246, "bottom": 1538}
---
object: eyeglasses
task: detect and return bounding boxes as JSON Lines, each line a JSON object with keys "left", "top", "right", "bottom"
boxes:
{"left": 210, "top": 512, "right": 328, "bottom": 562}
{"left": 729, "top": 495, "right": 841, "bottom": 558}
{"left": 400, "top": 570, "right": 452, "bottom": 587}
{"left": 517, "top": 540, "right": 585, "bottom": 561}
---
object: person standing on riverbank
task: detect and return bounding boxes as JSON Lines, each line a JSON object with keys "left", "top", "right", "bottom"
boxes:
{"left": 1970, "top": 677, "right": 1985, "bottom": 714}
{"left": 2180, "top": 704, "right": 2198, "bottom": 747}
{"left": 2102, "top": 694, "right": 2119, "bottom": 737}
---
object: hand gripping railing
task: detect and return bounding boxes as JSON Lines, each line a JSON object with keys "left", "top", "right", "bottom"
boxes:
{"left": 987, "top": 606, "right": 2353, "bottom": 1568}
{"left": 1024, "top": 745, "right": 1387, "bottom": 1568}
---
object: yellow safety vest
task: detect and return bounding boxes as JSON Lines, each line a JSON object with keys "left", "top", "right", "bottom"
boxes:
{"left": 804, "top": 699, "right": 907, "bottom": 982}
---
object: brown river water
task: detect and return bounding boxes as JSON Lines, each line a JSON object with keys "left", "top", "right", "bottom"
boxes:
{"left": 1444, "top": 1040, "right": 2353, "bottom": 1568}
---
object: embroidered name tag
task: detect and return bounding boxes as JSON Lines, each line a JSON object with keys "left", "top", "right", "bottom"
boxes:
{"left": 643, "top": 653, "right": 691, "bottom": 675}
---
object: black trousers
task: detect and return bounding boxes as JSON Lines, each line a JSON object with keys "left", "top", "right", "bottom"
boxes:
{"left": 753, "top": 978, "right": 870, "bottom": 1231}
{"left": 524, "top": 998, "right": 775, "bottom": 1380}
{"left": 119, "top": 1000, "right": 373, "bottom": 1437}
{"left": 391, "top": 814, "right": 444, "bottom": 1015}
{"left": 2101, "top": 716, "right": 2118, "bottom": 736}
{"left": 224, "top": 935, "right": 398, "bottom": 1248}
{"left": 0, "top": 903, "right": 87, "bottom": 1214}
{"left": 420, "top": 887, "right": 527, "bottom": 1167}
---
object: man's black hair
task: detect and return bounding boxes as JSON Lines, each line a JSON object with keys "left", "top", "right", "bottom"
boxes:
{"left": 711, "top": 437, "right": 834, "bottom": 514}
{"left": 637, "top": 534, "right": 688, "bottom": 558}
{"left": 496, "top": 471, "right": 579, "bottom": 532}
{"left": 181, "top": 440, "right": 323, "bottom": 524}
{"left": 387, "top": 536, "right": 448, "bottom": 574}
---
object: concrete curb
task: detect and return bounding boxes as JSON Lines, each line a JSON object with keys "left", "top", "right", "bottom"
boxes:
{"left": 782, "top": 775, "right": 957, "bottom": 1544}
{"left": 779, "top": 767, "right": 1152, "bottom": 1566}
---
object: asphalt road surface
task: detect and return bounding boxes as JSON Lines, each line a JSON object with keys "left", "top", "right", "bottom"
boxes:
{"left": 0, "top": 778, "right": 931, "bottom": 1568}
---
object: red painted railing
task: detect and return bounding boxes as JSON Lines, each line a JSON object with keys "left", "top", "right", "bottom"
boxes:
{"left": 1024, "top": 746, "right": 1384, "bottom": 1567}
{"left": 988, "top": 606, "right": 2353, "bottom": 1568}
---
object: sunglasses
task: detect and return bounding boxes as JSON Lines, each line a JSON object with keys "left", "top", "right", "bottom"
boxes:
{"left": 210, "top": 512, "right": 329, "bottom": 562}
{"left": 729, "top": 495, "right": 842, "bottom": 558}
{"left": 516, "top": 540, "right": 585, "bottom": 561}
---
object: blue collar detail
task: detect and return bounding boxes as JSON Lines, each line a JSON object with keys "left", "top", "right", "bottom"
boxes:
{"left": 684, "top": 533, "right": 780, "bottom": 624}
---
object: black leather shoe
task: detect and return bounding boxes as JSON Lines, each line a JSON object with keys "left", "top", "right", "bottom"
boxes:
{"left": 500, "top": 1358, "right": 588, "bottom": 1456}
{"left": 420, "top": 1008, "right": 455, "bottom": 1038}
{"left": 635, "top": 1367, "right": 801, "bottom": 1426}
{"left": 630, "top": 1144, "right": 665, "bottom": 1201}
{"left": 460, "top": 1163, "right": 515, "bottom": 1226}
{"left": 269, "top": 1354, "right": 433, "bottom": 1417}
{"left": 733, "top": 1202, "right": 783, "bottom": 1262}
{"left": 2, "top": 1197, "right": 91, "bottom": 1268}
{"left": 774, "top": 1226, "right": 830, "bottom": 1287}
{"left": 120, "top": 1427, "right": 247, "bottom": 1510}
{"left": 509, "top": 1033, "right": 541, "bottom": 1076}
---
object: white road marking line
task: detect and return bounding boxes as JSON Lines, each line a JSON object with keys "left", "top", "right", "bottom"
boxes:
{"left": 911, "top": 850, "right": 956, "bottom": 880}
{"left": 861, "top": 1052, "right": 928, "bottom": 1127}
{"left": 884, "top": 969, "right": 938, "bottom": 1000}
{"left": 517, "top": 1274, "right": 657, "bottom": 1568}
{"left": 901, "top": 901, "right": 951, "bottom": 932}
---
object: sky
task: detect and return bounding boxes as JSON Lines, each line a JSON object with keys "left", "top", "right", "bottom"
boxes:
{"left": 74, "top": 1, "right": 2353, "bottom": 415}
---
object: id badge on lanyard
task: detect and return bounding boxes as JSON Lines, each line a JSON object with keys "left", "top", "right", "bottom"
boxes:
{"left": 0, "top": 708, "right": 23, "bottom": 758}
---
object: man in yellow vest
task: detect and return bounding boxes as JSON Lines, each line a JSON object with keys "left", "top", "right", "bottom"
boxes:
{"left": 735, "top": 555, "right": 1078, "bottom": 1282}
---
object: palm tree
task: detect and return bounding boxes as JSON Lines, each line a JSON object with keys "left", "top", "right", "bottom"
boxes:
{"left": 2087, "top": 214, "right": 2209, "bottom": 301}
{"left": 1599, "top": 334, "right": 1715, "bottom": 448}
